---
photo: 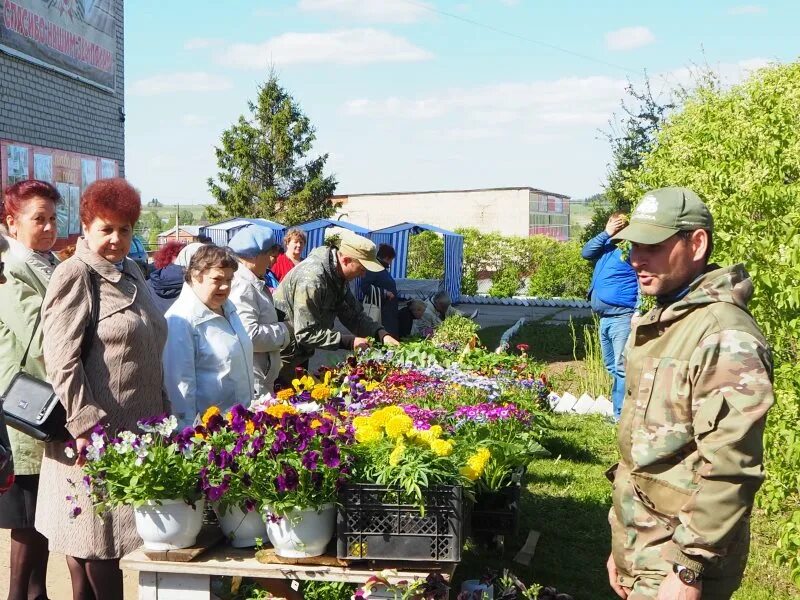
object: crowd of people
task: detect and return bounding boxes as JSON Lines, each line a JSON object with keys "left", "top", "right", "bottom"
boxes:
{"left": 0, "top": 177, "right": 407, "bottom": 600}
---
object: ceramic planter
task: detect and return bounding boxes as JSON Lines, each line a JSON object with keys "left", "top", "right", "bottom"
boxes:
{"left": 265, "top": 504, "right": 336, "bottom": 558}
{"left": 133, "top": 499, "right": 204, "bottom": 550}
{"left": 214, "top": 503, "right": 267, "bottom": 548}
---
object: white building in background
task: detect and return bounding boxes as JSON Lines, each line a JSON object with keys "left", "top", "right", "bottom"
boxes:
{"left": 332, "top": 186, "right": 571, "bottom": 240}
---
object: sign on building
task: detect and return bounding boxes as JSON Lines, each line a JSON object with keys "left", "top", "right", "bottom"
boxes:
{"left": 1, "top": 139, "right": 118, "bottom": 242}
{"left": 0, "top": 0, "right": 116, "bottom": 90}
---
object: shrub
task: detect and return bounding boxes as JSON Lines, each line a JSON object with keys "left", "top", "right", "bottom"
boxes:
{"left": 526, "top": 241, "right": 591, "bottom": 298}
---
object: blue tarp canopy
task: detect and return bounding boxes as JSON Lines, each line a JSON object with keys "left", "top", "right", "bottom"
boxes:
{"left": 370, "top": 222, "right": 463, "bottom": 302}
{"left": 199, "top": 218, "right": 286, "bottom": 247}
{"left": 294, "top": 219, "right": 370, "bottom": 258}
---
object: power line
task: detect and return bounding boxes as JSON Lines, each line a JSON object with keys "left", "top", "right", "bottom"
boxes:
{"left": 401, "top": 0, "right": 642, "bottom": 75}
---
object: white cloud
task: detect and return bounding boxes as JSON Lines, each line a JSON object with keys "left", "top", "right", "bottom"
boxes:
{"left": 728, "top": 5, "right": 766, "bottom": 15}
{"left": 130, "top": 72, "right": 233, "bottom": 96}
{"left": 217, "top": 29, "right": 432, "bottom": 68}
{"left": 343, "top": 76, "right": 628, "bottom": 139}
{"left": 605, "top": 26, "right": 655, "bottom": 51}
{"left": 297, "top": 0, "right": 430, "bottom": 23}
{"left": 183, "top": 38, "right": 224, "bottom": 50}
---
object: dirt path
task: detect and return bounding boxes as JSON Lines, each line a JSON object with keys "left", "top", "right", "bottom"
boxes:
{"left": 0, "top": 530, "right": 138, "bottom": 599}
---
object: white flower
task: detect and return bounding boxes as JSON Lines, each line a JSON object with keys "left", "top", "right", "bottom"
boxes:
{"left": 155, "top": 415, "right": 178, "bottom": 436}
{"left": 294, "top": 401, "right": 322, "bottom": 414}
{"left": 90, "top": 432, "right": 105, "bottom": 450}
{"left": 64, "top": 446, "right": 75, "bottom": 459}
{"left": 85, "top": 445, "right": 100, "bottom": 462}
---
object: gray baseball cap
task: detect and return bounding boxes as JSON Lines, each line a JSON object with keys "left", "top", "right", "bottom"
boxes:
{"left": 613, "top": 187, "right": 714, "bottom": 244}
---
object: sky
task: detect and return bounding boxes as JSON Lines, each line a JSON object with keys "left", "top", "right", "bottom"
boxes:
{"left": 124, "top": 1, "right": 800, "bottom": 205}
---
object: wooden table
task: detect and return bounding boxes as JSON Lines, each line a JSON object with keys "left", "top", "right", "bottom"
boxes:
{"left": 121, "top": 545, "right": 456, "bottom": 599}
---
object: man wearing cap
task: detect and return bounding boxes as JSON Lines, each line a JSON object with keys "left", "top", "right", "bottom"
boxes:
{"left": 274, "top": 228, "right": 400, "bottom": 380}
{"left": 605, "top": 187, "right": 774, "bottom": 599}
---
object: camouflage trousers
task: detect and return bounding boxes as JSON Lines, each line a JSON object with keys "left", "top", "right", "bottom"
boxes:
{"left": 609, "top": 481, "right": 749, "bottom": 599}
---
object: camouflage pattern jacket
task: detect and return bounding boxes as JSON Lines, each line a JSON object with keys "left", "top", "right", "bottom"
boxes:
{"left": 275, "top": 247, "right": 382, "bottom": 371}
{"left": 611, "top": 264, "right": 774, "bottom": 576}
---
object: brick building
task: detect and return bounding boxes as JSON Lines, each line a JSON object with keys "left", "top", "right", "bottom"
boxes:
{"left": 0, "top": 0, "right": 124, "bottom": 250}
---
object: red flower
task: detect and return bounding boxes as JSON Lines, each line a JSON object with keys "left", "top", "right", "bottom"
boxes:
{"left": 516, "top": 343, "right": 530, "bottom": 353}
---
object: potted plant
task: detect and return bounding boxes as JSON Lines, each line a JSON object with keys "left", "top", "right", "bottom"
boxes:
{"left": 241, "top": 402, "right": 355, "bottom": 558}
{"left": 80, "top": 414, "right": 206, "bottom": 550}
{"left": 195, "top": 405, "right": 268, "bottom": 548}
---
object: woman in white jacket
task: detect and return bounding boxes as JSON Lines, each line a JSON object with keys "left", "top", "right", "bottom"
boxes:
{"left": 163, "top": 245, "right": 254, "bottom": 428}
{"left": 226, "top": 225, "right": 291, "bottom": 397}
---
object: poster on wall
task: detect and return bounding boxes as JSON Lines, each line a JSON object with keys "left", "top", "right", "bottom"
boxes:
{"left": 1, "top": 140, "right": 117, "bottom": 241}
{"left": 81, "top": 158, "right": 97, "bottom": 191}
{"left": 100, "top": 158, "right": 116, "bottom": 179}
{"left": 7, "top": 145, "right": 28, "bottom": 185}
{"left": 34, "top": 153, "right": 53, "bottom": 182}
{"left": 55, "top": 182, "right": 70, "bottom": 238}
{"left": 0, "top": 0, "right": 117, "bottom": 91}
{"left": 68, "top": 186, "right": 81, "bottom": 235}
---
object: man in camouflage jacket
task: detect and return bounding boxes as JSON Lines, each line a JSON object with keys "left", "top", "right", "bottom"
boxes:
{"left": 275, "top": 229, "right": 399, "bottom": 381}
{"left": 606, "top": 188, "right": 774, "bottom": 600}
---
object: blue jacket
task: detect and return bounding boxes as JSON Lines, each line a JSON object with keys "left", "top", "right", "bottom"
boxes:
{"left": 581, "top": 232, "right": 638, "bottom": 316}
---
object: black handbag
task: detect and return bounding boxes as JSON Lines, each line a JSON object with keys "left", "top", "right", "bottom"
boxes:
{"left": 1, "top": 271, "right": 99, "bottom": 442}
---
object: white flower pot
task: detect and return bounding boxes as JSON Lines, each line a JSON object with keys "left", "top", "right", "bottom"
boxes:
{"left": 264, "top": 504, "right": 335, "bottom": 558}
{"left": 134, "top": 499, "right": 205, "bottom": 550}
{"left": 214, "top": 503, "right": 267, "bottom": 548}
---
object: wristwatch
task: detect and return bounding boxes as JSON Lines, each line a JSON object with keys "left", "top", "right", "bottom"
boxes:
{"left": 673, "top": 563, "right": 701, "bottom": 585}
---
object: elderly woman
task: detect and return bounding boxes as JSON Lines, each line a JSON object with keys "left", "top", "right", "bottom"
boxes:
{"left": 227, "top": 225, "right": 291, "bottom": 396}
{"left": 37, "top": 178, "right": 169, "bottom": 600}
{"left": 164, "top": 245, "right": 254, "bottom": 428}
{"left": 147, "top": 240, "right": 186, "bottom": 314}
{"left": 0, "top": 180, "right": 62, "bottom": 600}
{"left": 272, "top": 227, "right": 306, "bottom": 282}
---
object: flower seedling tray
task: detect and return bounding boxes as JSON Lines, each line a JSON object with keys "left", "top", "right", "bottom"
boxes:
{"left": 470, "top": 466, "right": 525, "bottom": 539}
{"left": 336, "top": 483, "right": 464, "bottom": 562}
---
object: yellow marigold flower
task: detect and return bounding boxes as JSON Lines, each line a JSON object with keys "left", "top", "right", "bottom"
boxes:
{"left": 311, "top": 386, "right": 331, "bottom": 401}
{"left": 355, "top": 426, "right": 382, "bottom": 444}
{"left": 365, "top": 381, "right": 381, "bottom": 392}
{"left": 352, "top": 416, "right": 373, "bottom": 431}
{"left": 389, "top": 442, "right": 405, "bottom": 466}
{"left": 428, "top": 425, "right": 443, "bottom": 439}
{"left": 245, "top": 421, "right": 255, "bottom": 435}
{"left": 266, "top": 404, "right": 298, "bottom": 419}
{"left": 311, "top": 419, "right": 322, "bottom": 429}
{"left": 430, "top": 439, "right": 454, "bottom": 457}
{"left": 460, "top": 466, "right": 480, "bottom": 481}
{"left": 276, "top": 389, "right": 295, "bottom": 402}
{"left": 465, "top": 447, "right": 492, "bottom": 476}
{"left": 371, "top": 406, "right": 404, "bottom": 428}
{"left": 385, "top": 414, "right": 413, "bottom": 439}
{"left": 201, "top": 406, "right": 220, "bottom": 426}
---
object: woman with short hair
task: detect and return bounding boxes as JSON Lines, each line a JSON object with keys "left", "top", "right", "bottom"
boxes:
{"left": 0, "top": 179, "right": 62, "bottom": 600}
{"left": 37, "top": 178, "right": 169, "bottom": 600}
{"left": 272, "top": 227, "right": 306, "bottom": 282}
{"left": 147, "top": 240, "right": 186, "bottom": 314}
{"left": 227, "top": 225, "right": 291, "bottom": 396}
{"left": 0, "top": 234, "right": 14, "bottom": 499}
{"left": 163, "top": 245, "right": 254, "bottom": 428}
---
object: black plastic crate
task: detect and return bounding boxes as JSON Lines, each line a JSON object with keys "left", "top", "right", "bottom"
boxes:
{"left": 470, "top": 466, "right": 525, "bottom": 538}
{"left": 336, "top": 483, "right": 464, "bottom": 562}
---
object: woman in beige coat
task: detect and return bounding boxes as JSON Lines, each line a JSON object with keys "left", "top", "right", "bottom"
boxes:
{"left": 37, "top": 179, "right": 168, "bottom": 600}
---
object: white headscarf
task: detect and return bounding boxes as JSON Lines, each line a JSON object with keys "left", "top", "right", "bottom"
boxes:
{"left": 175, "top": 242, "right": 205, "bottom": 268}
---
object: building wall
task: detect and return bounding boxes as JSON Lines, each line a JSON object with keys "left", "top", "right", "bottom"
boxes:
{"left": 334, "top": 188, "right": 571, "bottom": 239}
{"left": 334, "top": 188, "right": 532, "bottom": 237}
{"left": 0, "top": 0, "right": 125, "bottom": 169}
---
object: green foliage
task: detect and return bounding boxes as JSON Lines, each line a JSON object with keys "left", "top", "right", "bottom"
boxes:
{"left": 526, "top": 240, "right": 591, "bottom": 298}
{"left": 488, "top": 263, "right": 523, "bottom": 297}
{"left": 430, "top": 314, "right": 480, "bottom": 349}
{"left": 406, "top": 230, "right": 445, "bottom": 280}
{"left": 625, "top": 61, "right": 800, "bottom": 583}
{"left": 207, "top": 72, "right": 337, "bottom": 225}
